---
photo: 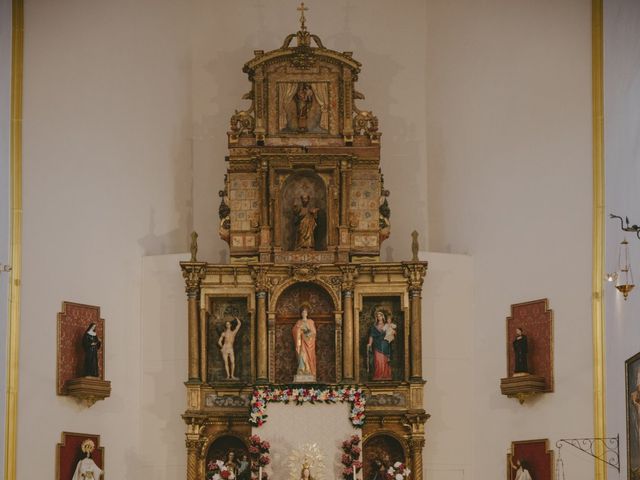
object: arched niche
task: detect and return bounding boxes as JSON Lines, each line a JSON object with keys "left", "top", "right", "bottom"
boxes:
{"left": 205, "top": 434, "right": 248, "bottom": 472}
{"left": 362, "top": 433, "right": 407, "bottom": 480}
{"left": 273, "top": 282, "right": 336, "bottom": 383}
{"left": 280, "top": 170, "right": 327, "bottom": 251}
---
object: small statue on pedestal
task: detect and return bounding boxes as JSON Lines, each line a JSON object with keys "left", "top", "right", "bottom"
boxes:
{"left": 82, "top": 323, "right": 101, "bottom": 377}
{"left": 512, "top": 328, "right": 528, "bottom": 377}
{"left": 72, "top": 439, "right": 103, "bottom": 480}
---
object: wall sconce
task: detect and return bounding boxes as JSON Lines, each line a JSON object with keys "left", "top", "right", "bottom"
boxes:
{"left": 609, "top": 214, "right": 638, "bottom": 300}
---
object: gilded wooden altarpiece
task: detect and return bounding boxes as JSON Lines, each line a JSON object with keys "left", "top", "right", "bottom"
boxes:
{"left": 181, "top": 11, "right": 428, "bottom": 480}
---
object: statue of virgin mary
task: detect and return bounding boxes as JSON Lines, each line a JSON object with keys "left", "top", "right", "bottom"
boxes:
{"left": 72, "top": 439, "right": 103, "bottom": 480}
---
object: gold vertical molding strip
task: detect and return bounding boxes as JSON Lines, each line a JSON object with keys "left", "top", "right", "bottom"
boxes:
{"left": 5, "top": 0, "right": 23, "bottom": 479}
{"left": 592, "top": 0, "right": 606, "bottom": 479}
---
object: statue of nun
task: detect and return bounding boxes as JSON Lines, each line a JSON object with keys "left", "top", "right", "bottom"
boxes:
{"left": 82, "top": 323, "right": 101, "bottom": 377}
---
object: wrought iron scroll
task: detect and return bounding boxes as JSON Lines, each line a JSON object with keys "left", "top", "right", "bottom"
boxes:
{"left": 611, "top": 213, "right": 640, "bottom": 240}
{"left": 555, "top": 434, "right": 620, "bottom": 472}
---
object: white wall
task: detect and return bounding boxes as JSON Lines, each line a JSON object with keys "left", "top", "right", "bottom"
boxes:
{"left": 422, "top": 252, "right": 473, "bottom": 480}
{"left": 16, "top": 0, "right": 598, "bottom": 478}
{"left": 0, "top": 0, "right": 12, "bottom": 474}
{"left": 426, "top": 0, "right": 594, "bottom": 478}
{"left": 18, "top": 0, "right": 192, "bottom": 477}
{"left": 604, "top": 0, "right": 640, "bottom": 475}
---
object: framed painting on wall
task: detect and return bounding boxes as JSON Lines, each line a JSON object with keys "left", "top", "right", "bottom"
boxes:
{"left": 626, "top": 351, "right": 640, "bottom": 480}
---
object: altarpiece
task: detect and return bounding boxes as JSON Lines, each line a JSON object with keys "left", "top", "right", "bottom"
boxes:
{"left": 180, "top": 9, "right": 429, "bottom": 480}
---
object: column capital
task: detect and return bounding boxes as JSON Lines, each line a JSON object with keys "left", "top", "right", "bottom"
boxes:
{"left": 250, "top": 264, "right": 271, "bottom": 293}
{"left": 181, "top": 262, "right": 207, "bottom": 296}
{"left": 402, "top": 262, "right": 428, "bottom": 294}
{"left": 339, "top": 264, "right": 359, "bottom": 292}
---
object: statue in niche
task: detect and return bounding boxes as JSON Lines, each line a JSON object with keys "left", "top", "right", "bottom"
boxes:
{"left": 218, "top": 316, "right": 242, "bottom": 380}
{"left": 295, "top": 83, "right": 314, "bottom": 132}
{"left": 367, "top": 310, "right": 393, "bottom": 381}
{"left": 299, "top": 463, "right": 314, "bottom": 480}
{"left": 72, "top": 439, "right": 103, "bottom": 480}
{"left": 510, "top": 457, "right": 532, "bottom": 480}
{"left": 82, "top": 323, "right": 101, "bottom": 377}
{"left": 294, "top": 194, "right": 319, "bottom": 250}
{"left": 225, "top": 450, "right": 239, "bottom": 476}
{"left": 512, "top": 327, "right": 529, "bottom": 376}
{"left": 292, "top": 305, "right": 317, "bottom": 382}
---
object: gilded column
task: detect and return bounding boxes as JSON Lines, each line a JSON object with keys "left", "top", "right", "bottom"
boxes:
{"left": 182, "top": 262, "right": 207, "bottom": 382}
{"left": 403, "top": 263, "right": 427, "bottom": 381}
{"left": 251, "top": 265, "right": 270, "bottom": 382}
{"left": 340, "top": 265, "right": 358, "bottom": 381}
{"left": 185, "top": 417, "right": 205, "bottom": 480}
{"left": 409, "top": 437, "right": 426, "bottom": 480}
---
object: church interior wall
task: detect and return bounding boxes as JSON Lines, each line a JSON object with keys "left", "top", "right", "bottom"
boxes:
{"left": 604, "top": 0, "right": 640, "bottom": 476}
{"left": 425, "top": 0, "right": 594, "bottom": 478}
{"left": 14, "top": 0, "right": 601, "bottom": 479}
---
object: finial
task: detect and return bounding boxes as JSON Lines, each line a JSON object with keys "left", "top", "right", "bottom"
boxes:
{"left": 411, "top": 230, "right": 419, "bottom": 262}
{"left": 297, "top": 2, "right": 309, "bottom": 32}
{"left": 190, "top": 231, "right": 199, "bottom": 262}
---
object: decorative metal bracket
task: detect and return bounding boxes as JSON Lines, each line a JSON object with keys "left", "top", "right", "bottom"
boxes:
{"left": 611, "top": 213, "right": 640, "bottom": 240}
{"left": 555, "top": 435, "right": 620, "bottom": 472}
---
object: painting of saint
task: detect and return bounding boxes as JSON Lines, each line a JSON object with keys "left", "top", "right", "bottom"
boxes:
{"left": 292, "top": 305, "right": 317, "bottom": 382}
{"left": 367, "top": 310, "right": 393, "bottom": 381}
{"left": 627, "top": 352, "right": 640, "bottom": 480}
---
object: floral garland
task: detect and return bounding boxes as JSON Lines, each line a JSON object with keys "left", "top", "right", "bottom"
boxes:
{"left": 250, "top": 386, "right": 365, "bottom": 427}
{"left": 386, "top": 462, "right": 410, "bottom": 480}
{"left": 340, "top": 434, "right": 363, "bottom": 479}
{"left": 248, "top": 434, "right": 270, "bottom": 480}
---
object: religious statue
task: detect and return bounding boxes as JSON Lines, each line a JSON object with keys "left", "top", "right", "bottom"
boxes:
{"left": 294, "top": 194, "right": 319, "bottom": 250}
{"left": 218, "top": 316, "right": 242, "bottom": 380}
{"left": 72, "top": 439, "right": 103, "bottom": 480}
{"left": 82, "top": 323, "right": 101, "bottom": 377}
{"left": 237, "top": 453, "right": 250, "bottom": 480}
{"left": 295, "top": 83, "right": 314, "bottom": 132}
{"left": 292, "top": 306, "right": 317, "bottom": 382}
{"left": 512, "top": 327, "right": 529, "bottom": 376}
{"left": 225, "top": 450, "right": 239, "bottom": 476}
{"left": 300, "top": 463, "right": 313, "bottom": 480}
{"left": 510, "top": 458, "right": 532, "bottom": 480}
{"left": 367, "top": 310, "right": 393, "bottom": 381}
{"left": 190, "top": 230, "right": 199, "bottom": 262}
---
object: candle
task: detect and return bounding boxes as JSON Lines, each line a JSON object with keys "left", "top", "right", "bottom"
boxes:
{"left": 259, "top": 466, "right": 263, "bottom": 480}
{"left": 353, "top": 468, "right": 356, "bottom": 480}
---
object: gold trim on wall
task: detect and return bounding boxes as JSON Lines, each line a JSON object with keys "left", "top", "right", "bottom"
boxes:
{"left": 5, "top": 0, "right": 23, "bottom": 479}
{"left": 592, "top": 0, "right": 606, "bottom": 479}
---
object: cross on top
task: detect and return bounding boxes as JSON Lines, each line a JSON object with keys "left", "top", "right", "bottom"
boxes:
{"left": 297, "top": 2, "right": 309, "bottom": 31}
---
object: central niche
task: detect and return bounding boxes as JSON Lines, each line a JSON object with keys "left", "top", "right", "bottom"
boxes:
{"left": 274, "top": 282, "right": 336, "bottom": 383}
{"left": 281, "top": 170, "right": 328, "bottom": 252}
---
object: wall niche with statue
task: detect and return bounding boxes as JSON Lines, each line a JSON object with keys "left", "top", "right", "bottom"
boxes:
{"left": 180, "top": 6, "right": 429, "bottom": 480}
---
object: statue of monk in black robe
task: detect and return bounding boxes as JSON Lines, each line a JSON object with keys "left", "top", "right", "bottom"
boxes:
{"left": 82, "top": 323, "right": 101, "bottom": 377}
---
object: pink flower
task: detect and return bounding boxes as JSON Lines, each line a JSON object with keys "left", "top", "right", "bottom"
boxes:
{"left": 259, "top": 455, "right": 270, "bottom": 465}
{"left": 351, "top": 446, "right": 361, "bottom": 455}
{"left": 261, "top": 441, "right": 270, "bottom": 451}
{"left": 341, "top": 454, "right": 353, "bottom": 465}
{"left": 352, "top": 461, "right": 362, "bottom": 470}
{"left": 343, "top": 467, "right": 353, "bottom": 476}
